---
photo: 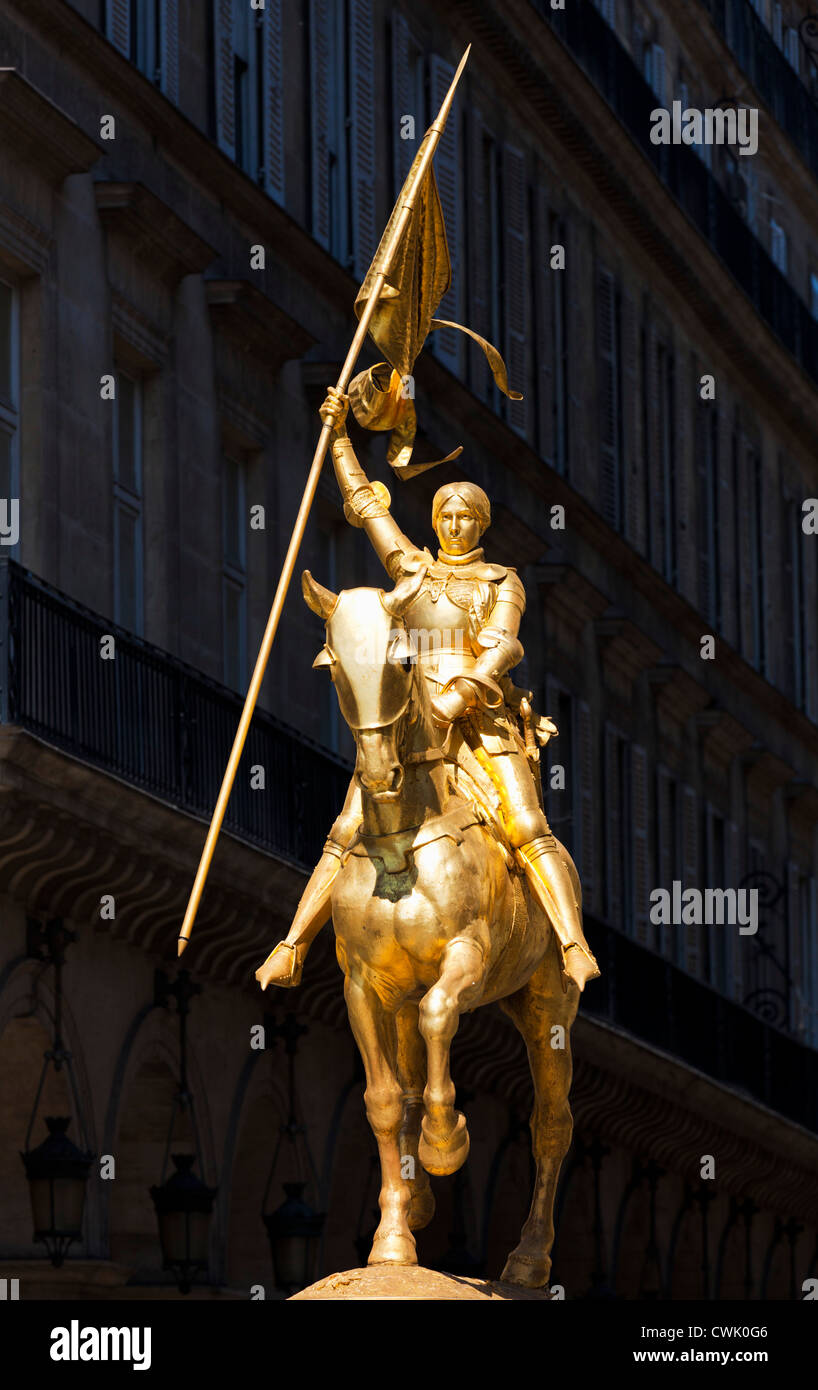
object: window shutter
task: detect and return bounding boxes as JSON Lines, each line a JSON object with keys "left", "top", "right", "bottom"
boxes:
{"left": 502, "top": 145, "right": 529, "bottom": 439}
{"left": 106, "top": 0, "right": 131, "bottom": 58}
{"left": 726, "top": 819, "right": 742, "bottom": 1003}
{"left": 604, "top": 724, "right": 622, "bottom": 927}
{"left": 736, "top": 434, "right": 754, "bottom": 661}
{"left": 160, "top": 0, "right": 180, "bottom": 103}
{"left": 622, "top": 286, "right": 643, "bottom": 553}
{"left": 652, "top": 44, "right": 665, "bottom": 103}
{"left": 647, "top": 322, "right": 664, "bottom": 572}
{"left": 214, "top": 0, "right": 235, "bottom": 160}
{"left": 534, "top": 179, "right": 554, "bottom": 465}
{"left": 578, "top": 701, "right": 595, "bottom": 913}
{"left": 262, "top": 0, "right": 285, "bottom": 204}
{"left": 468, "top": 112, "right": 491, "bottom": 401}
{"left": 428, "top": 54, "right": 462, "bottom": 376}
{"left": 545, "top": 675, "right": 562, "bottom": 829}
{"left": 391, "top": 10, "right": 413, "bottom": 192}
{"left": 804, "top": 514, "right": 818, "bottom": 722}
{"left": 597, "top": 265, "right": 619, "bottom": 530}
{"left": 788, "top": 861, "right": 800, "bottom": 1034}
{"left": 676, "top": 353, "right": 695, "bottom": 602}
{"left": 681, "top": 785, "right": 699, "bottom": 976}
{"left": 309, "top": 0, "right": 331, "bottom": 249}
{"left": 717, "top": 405, "right": 736, "bottom": 645}
{"left": 350, "top": 0, "right": 376, "bottom": 281}
{"left": 655, "top": 767, "right": 675, "bottom": 959}
{"left": 632, "top": 744, "right": 650, "bottom": 947}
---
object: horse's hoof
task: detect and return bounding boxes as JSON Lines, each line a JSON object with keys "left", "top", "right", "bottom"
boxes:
{"left": 500, "top": 1249, "right": 551, "bottom": 1288}
{"left": 418, "top": 1110, "right": 470, "bottom": 1176}
{"left": 407, "top": 1183, "right": 436, "bottom": 1232}
{"left": 368, "top": 1230, "right": 417, "bottom": 1265}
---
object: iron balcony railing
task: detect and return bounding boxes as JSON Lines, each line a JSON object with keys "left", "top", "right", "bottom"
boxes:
{"left": 582, "top": 919, "right": 818, "bottom": 1135}
{"left": 530, "top": 0, "right": 818, "bottom": 390}
{"left": 0, "top": 559, "right": 351, "bottom": 869}
{"left": 0, "top": 558, "right": 815, "bottom": 1132}
{"left": 705, "top": 0, "right": 818, "bottom": 180}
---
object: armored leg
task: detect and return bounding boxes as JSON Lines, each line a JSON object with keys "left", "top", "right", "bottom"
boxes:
{"left": 468, "top": 734, "right": 600, "bottom": 992}
{"left": 255, "top": 777, "right": 362, "bottom": 990}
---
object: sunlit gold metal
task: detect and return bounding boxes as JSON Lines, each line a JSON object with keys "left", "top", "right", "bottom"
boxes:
{"left": 177, "top": 47, "right": 472, "bottom": 956}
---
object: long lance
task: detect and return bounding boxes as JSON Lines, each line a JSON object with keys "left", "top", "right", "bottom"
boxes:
{"left": 177, "top": 44, "right": 471, "bottom": 956}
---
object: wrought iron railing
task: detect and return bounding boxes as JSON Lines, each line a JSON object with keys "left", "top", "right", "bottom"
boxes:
{"left": 1, "top": 559, "right": 815, "bottom": 1130}
{"left": 0, "top": 559, "right": 351, "bottom": 869}
{"left": 583, "top": 916, "right": 818, "bottom": 1134}
{"left": 529, "top": 0, "right": 818, "bottom": 389}
{"left": 704, "top": 0, "right": 818, "bottom": 179}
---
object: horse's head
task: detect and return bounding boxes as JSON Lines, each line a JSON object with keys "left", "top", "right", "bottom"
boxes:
{"left": 302, "top": 567, "right": 427, "bottom": 801}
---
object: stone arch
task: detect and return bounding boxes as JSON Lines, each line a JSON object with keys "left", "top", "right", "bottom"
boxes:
{"left": 105, "top": 1004, "right": 219, "bottom": 1288}
{"left": 0, "top": 957, "right": 100, "bottom": 1259}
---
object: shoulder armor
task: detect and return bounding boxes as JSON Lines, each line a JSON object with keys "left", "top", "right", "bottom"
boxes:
{"left": 497, "top": 568, "right": 526, "bottom": 612}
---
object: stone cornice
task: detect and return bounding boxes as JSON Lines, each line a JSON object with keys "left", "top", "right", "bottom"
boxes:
{"left": 695, "top": 707, "right": 755, "bottom": 770}
{"left": 594, "top": 610, "right": 663, "bottom": 690}
{"left": 532, "top": 562, "right": 610, "bottom": 633}
{"left": 646, "top": 662, "right": 712, "bottom": 729}
{"left": 206, "top": 278, "right": 316, "bottom": 372}
{"left": 0, "top": 68, "right": 102, "bottom": 185}
{"left": 95, "top": 181, "right": 217, "bottom": 286}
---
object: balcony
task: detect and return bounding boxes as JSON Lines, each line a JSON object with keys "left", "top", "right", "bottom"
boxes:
{"left": 705, "top": 0, "right": 818, "bottom": 180}
{"left": 529, "top": 0, "right": 818, "bottom": 389}
{"left": 1, "top": 558, "right": 815, "bottom": 1131}
{"left": 0, "top": 559, "right": 351, "bottom": 873}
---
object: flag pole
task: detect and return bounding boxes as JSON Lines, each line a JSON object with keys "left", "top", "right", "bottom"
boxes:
{"left": 177, "top": 44, "right": 471, "bottom": 956}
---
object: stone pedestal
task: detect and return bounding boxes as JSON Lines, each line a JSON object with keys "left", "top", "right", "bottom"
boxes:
{"left": 290, "top": 1266, "right": 552, "bottom": 1301}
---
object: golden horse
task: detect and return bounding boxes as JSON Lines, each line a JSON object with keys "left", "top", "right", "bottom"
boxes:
{"left": 302, "top": 564, "right": 581, "bottom": 1287}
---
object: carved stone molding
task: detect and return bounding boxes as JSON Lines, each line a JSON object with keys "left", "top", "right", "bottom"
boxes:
{"left": 206, "top": 278, "right": 315, "bottom": 372}
{"left": 594, "top": 609, "right": 663, "bottom": 692}
{"left": 0, "top": 68, "right": 101, "bottom": 185}
{"left": 695, "top": 707, "right": 755, "bottom": 770}
{"left": 95, "top": 181, "right": 217, "bottom": 287}
{"left": 646, "top": 661, "right": 711, "bottom": 730}
{"left": 532, "top": 562, "right": 609, "bottom": 635}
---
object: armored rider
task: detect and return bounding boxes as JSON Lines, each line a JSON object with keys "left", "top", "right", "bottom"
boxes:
{"left": 255, "top": 387, "right": 600, "bottom": 994}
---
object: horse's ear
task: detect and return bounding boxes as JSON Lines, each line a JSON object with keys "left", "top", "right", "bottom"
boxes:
{"left": 302, "top": 570, "right": 338, "bottom": 620}
{"left": 382, "top": 565, "right": 426, "bottom": 618}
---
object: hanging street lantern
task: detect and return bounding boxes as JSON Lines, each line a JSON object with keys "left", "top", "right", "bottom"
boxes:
{"left": 261, "top": 1011, "right": 325, "bottom": 1294}
{"left": 149, "top": 969, "right": 217, "bottom": 1295}
{"left": 20, "top": 918, "right": 94, "bottom": 1266}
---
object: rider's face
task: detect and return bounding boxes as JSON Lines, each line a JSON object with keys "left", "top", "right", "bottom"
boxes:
{"left": 435, "top": 503, "right": 481, "bottom": 556}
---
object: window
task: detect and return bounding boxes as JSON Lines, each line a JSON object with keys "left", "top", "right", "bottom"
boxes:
{"left": 593, "top": 0, "right": 616, "bottom": 26}
{"left": 113, "top": 370, "right": 144, "bottom": 634}
{"left": 772, "top": 3, "right": 783, "bottom": 47}
{"left": 785, "top": 27, "right": 800, "bottom": 73}
{"left": 809, "top": 270, "right": 818, "bottom": 320}
{"left": 106, "top": 0, "right": 179, "bottom": 100}
{"left": 222, "top": 455, "right": 247, "bottom": 691}
{"left": 0, "top": 277, "right": 19, "bottom": 551}
{"left": 213, "top": 0, "right": 284, "bottom": 202}
{"left": 787, "top": 499, "right": 808, "bottom": 710}
{"left": 696, "top": 398, "right": 721, "bottom": 631}
{"left": 605, "top": 726, "right": 632, "bottom": 932}
{"left": 798, "top": 875, "right": 818, "bottom": 1047}
{"left": 656, "top": 769, "right": 685, "bottom": 966}
{"left": 748, "top": 449, "right": 766, "bottom": 675}
{"left": 546, "top": 687, "right": 576, "bottom": 855}
{"left": 657, "top": 341, "right": 676, "bottom": 587}
{"left": 643, "top": 43, "right": 665, "bottom": 103}
{"left": 551, "top": 213, "right": 570, "bottom": 478}
{"left": 597, "top": 267, "right": 623, "bottom": 531}
{"left": 703, "top": 806, "right": 728, "bottom": 992}
{"left": 770, "top": 218, "right": 788, "bottom": 274}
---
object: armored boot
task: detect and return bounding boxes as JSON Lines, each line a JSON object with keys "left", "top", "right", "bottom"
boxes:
{"left": 518, "top": 836, "right": 601, "bottom": 992}
{"left": 255, "top": 844, "right": 341, "bottom": 990}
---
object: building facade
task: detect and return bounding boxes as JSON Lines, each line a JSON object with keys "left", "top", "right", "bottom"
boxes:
{"left": 0, "top": 0, "right": 816, "bottom": 1298}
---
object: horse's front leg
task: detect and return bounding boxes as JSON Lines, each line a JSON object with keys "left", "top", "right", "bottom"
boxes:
{"left": 344, "top": 971, "right": 416, "bottom": 1265}
{"left": 417, "top": 935, "right": 485, "bottom": 1177}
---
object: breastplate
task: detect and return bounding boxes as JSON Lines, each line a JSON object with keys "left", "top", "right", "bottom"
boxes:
{"left": 405, "top": 581, "right": 477, "bottom": 689}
